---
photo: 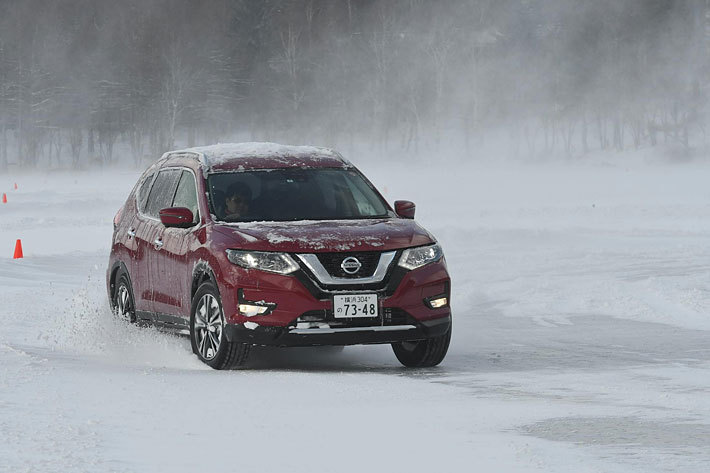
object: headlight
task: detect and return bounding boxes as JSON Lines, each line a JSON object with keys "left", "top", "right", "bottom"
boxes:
{"left": 398, "top": 243, "right": 443, "bottom": 270}
{"left": 226, "top": 249, "right": 299, "bottom": 275}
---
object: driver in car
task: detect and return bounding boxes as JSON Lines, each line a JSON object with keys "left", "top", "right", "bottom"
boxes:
{"left": 224, "top": 183, "right": 251, "bottom": 220}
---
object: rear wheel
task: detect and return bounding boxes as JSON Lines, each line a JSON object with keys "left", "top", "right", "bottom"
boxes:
{"left": 190, "top": 281, "right": 250, "bottom": 369}
{"left": 392, "top": 326, "right": 451, "bottom": 368}
{"left": 113, "top": 273, "right": 136, "bottom": 323}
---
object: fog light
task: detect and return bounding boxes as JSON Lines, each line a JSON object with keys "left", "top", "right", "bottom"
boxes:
{"left": 427, "top": 296, "right": 448, "bottom": 309}
{"left": 238, "top": 304, "right": 269, "bottom": 317}
{"left": 237, "top": 288, "right": 276, "bottom": 317}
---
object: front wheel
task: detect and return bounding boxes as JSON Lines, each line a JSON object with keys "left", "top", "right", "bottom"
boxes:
{"left": 190, "top": 281, "right": 250, "bottom": 370}
{"left": 392, "top": 326, "right": 451, "bottom": 368}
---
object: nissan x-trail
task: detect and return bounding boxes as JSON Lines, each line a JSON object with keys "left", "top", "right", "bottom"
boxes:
{"left": 107, "top": 143, "right": 451, "bottom": 369}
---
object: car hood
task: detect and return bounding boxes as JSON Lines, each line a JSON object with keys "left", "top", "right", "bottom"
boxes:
{"left": 212, "top": 218, "right": 435, "bottom": 253}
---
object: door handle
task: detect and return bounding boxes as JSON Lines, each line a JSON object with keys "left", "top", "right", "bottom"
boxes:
{"left": 153, "top": 238, "right": 164, "bottom": 250}
{"left": 127, "top": 228, "right": 136, "bottom": 238}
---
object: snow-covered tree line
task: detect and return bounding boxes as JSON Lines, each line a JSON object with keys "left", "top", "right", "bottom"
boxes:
{"left": 0, "top": 0, "right": 707, "bottom": 168}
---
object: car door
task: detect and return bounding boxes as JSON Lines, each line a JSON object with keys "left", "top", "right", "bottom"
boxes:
{"left": 125, "top": 170, "right": 156, "bottom": 315}
{"left": 151, "top": 169, "right": 201, "bottom": 319}
{"left": 141, "top": 168, "right": 182, "bottom": 316}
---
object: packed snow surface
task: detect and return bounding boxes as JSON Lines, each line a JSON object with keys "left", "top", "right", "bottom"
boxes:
{"left": 1, "top": 158, "right": 710, "bottom": 472}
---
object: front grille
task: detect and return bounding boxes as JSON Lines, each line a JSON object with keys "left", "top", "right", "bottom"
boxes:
{"left": 316, "top": 252, "right": 381, "bottom": 278}
{"left": 292, "top": 308, "right": 414, "bottom": 328}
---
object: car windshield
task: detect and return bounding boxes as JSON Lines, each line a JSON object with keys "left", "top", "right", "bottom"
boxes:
{"left": 207, "top": 168, "right": 391, "bottom": 222}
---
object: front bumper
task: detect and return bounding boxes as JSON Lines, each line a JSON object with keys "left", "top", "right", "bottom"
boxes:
{"left": 224, "top": 313, "right": 451, "bottom": 347}
{"left": 220, "top": 257, "right": 451, "bottom": 327}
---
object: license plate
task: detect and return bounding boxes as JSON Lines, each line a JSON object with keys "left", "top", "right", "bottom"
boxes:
{"left": 333, "top": 294, "right": 378, "bottom": 318}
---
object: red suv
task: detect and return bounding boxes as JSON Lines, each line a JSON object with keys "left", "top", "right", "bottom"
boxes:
{"left": 107, "top": 143, "right": 451, "bottom": 369}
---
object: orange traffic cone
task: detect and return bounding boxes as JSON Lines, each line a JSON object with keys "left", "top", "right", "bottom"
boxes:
{"left": 13, "top": 239, "right": 23, "bottom": 259}
{"left": 2, "top": 193, "right": 6, "bottom": 203}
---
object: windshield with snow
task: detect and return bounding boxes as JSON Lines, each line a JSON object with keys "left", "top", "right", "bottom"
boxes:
{"left": 207, "top": 168, "right": 390, "bottom": 222}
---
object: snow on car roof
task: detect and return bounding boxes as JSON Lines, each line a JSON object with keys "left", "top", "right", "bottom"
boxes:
{"left": 170, "top": 142, "right": 350, "bottom": 172}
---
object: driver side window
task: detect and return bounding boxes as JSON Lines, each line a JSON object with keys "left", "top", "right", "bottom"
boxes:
{"left": 172, "top": 170, "right": 200, "bottom": 223}
{"left": 145, "top": 169, "right": 181, "bottom": 219}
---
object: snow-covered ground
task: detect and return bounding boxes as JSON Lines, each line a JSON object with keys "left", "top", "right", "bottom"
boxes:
{"left": 1, "top": 157, "right": 709, "bottom": 472}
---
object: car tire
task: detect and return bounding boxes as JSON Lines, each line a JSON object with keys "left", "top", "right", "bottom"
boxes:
{"left": 391, "top": 326, "right": 451, "bottom": 368}
{"left": 113, "top": 272, "right": 136, "bottom": 323}
{"left": 190, "top": 281, "right": 250, "bottom": 369}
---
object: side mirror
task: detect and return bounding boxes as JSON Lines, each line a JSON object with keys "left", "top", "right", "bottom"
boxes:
{"left": 159, "top": 207, "right": 195, "bottom": 228}
{"left": 394, "top": 200, "right": 416, "bottom": 219}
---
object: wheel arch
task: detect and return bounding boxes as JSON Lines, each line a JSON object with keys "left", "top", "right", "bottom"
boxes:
{"left": 191, "top": 260, "right": 219, "bottom": 301}
{"left": 108, "top": 260, "right": 131, "bottom": 301}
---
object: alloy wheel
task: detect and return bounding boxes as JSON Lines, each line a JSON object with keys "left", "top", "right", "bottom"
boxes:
{"left": 194, "top": 294, "right": 224, "bottom": 360}
{"left": 115, "top": 283, "right": 132, "bottom": 321}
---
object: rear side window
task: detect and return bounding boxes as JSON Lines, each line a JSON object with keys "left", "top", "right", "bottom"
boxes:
{"left": 172, "top": 170, "right": 199, "bottom": 223}
{"left": 136, "top": 172, "right": 155, "bottom": 213}
{"left": 145, "top": 169, "right": 181, "bottom": 218}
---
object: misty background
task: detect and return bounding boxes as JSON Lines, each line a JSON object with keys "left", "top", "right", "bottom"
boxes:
{"left": 0, "top": 0, "right": 707, "bottom": 169}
